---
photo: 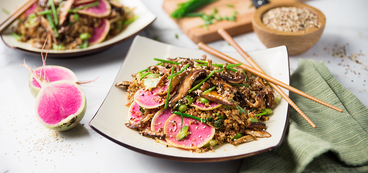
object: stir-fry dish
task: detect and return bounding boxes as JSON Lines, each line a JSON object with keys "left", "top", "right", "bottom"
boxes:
{"left": 116, "top": 57, "right": 280, "bottom": 153}
{"left": 12, "top": 0, "right": 136, "bottom": 50}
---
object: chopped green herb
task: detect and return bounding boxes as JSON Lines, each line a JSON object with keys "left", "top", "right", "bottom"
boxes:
{"left": 249, "top": 117, "right": 259, "bottom": 122}
{"left": 184, "top": 96, "right": 194, "bottom": 105}
{"left": 2, "top": 8, "right": 10, "bottom": 15}
{"left": 227, "top": 4, "right": 234, "bottom": 8}
{"left": 69, "top": 1, "right": 99, "bottom": 12}
{"left": 138, "top": 68, "right": 149, "bottom": 73}
{"left": 139, "top": 106, "right": 145, "bottom": 113}
{"left": 171, "top": 0, "right": 217, "bottom": 19}
{"left": 231, "top": 133, "right": 242, "bottom": 140}
{"left": 188, "top": 70, "right": 216, "bottom": 93}
{"left": 230, "top": 84, "right": 249, "bottom": 87}
{"left": 236, "top": 105, "right": 246, "bottom": 114}
{"left": 243, "top": 69, "right": 248, "bottom": 82}
{"left": 167, "top": 64, "right": 190, "bottom": 79}
{"left": 45, "top": 14, "right": 59, "bottom": 37}
{"left": 79, "top": 33, "right": 91, "bottom": 40}
{"left": 202, "top": 86, "right": 216, "bottom": 95}
{"left": 194, "top": 59, "right": 208, "bottom": 64}
{"left": 48, "top": 0, "right": 58, "bottom": 26}
{"left": 11, "top": 32, "right": 21, "bottom": 41}
{"left": 139, "top": 72, "right": 151, "bottom": 80}
{"left": 122, "top": 16, "right": 138, "bottom": 25}
{"left": 38, "top": 10, "right": 52, "bottom": 15}
{"left": 176, "top": 125, "right": 189, "bottom": 141}
{"left": 52, "top": 44, "right": 65, "bottom": 50}
{"left": 165, "top": 67, "right": 175, "bottom": 108}
{"left": 184, "top": 12, "right": 204, "bottom": 17}
{"left": 203, "top": 139, "right": 217, "bottom": 147}
{"left": 154, "top": 58, "right": 180, "bottom": 65}
{"left": 74, "top": 14, "right": 80, "bottom": 22}
{"left": 175, "top": 34, "right": 179, "bottom": 39}
{"left": 200, "top": 97, "right": 210, "bottom": 104}
{"left": 173, "top": 111, "right": 208, "bottom": 123}
{"left": 256, "top": 109, "right": 273, "bottom": 117}
{"left": 28, "top": 13, "right": 36, "bottom": 19}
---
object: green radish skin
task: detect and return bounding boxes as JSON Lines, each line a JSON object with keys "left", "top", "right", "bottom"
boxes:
{"left": 29, "top": 65, "right": 78, "bottom": 98}
{"left": 35, "top": 80, "right": 86, "bottom": 131}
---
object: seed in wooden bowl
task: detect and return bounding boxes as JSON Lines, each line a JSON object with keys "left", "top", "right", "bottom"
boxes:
{"left": 262, "top": 7, "right": 321, "bottom": 32}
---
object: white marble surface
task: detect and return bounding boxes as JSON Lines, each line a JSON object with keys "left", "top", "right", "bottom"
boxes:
{"left": 0, "top": 0, "right": 367, "bottom": 172}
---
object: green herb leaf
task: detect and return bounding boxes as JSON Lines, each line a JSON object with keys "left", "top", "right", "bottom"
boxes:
{"left": 176, "top": 125, "right": 189, "bottom": 141}
{"left": 139, "top": 106, "right": 145, "bottom": 113}
{"left": 171, "top": 0, "right": 217, "bottom": 19}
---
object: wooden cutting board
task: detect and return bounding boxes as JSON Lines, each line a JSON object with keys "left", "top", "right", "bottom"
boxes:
{"left": 162, "top": 0, "right": 295, "bottom": 43}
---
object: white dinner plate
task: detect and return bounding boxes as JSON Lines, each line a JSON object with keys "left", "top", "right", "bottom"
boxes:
{"left": 89, "top": 35, "right": 290, "bottom": 162}
{"left": 0, "top": 0, "right": 156, "bottom": 58}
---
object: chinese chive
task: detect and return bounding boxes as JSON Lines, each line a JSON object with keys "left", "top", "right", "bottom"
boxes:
{"left": 202, "top": 86, "right": 216, "bottom": 95}
{"left": 230, "top": 84, "right": 249, "bottom": 87}
{"left": 46, "top": 14, "right": 59, "bottom": 37}
{"left": 231, "top": 133, "right": 242, "bottom": 140}
{"left": 188, "top": 70, "right": 216, "bottom": 93}
{"left": 138, "top": 68, "right": 149, "bottom": 73}
{"left": 184, "top": 12, "right": 204, "bottom": 17}
{"left": 249, "top": 117, "right": 258, "bottom": 122}
{"left": 195, "top": 64, "right": 207, "bottom": 66}
{"left": 38, "top": 10, "right": 52, "bottom": 15}
{"left": 164, "top": 67, "right": 175, "bottom": 108}
{"left": 11, "top": 32, "right": 21, "bottom": 41}
{"left": 140, "top": 72, "right": 151, "bottom": 80}
{"left": 48, "top": 0, "right": 58, "bottom": 26}
{"left": 243, "top": 69, "right": 248, "bottom": 82}
{"left": 194, "top": 59, "right": 207, "bottom": 64}
{"left": 154, "top": 58, "right": 180, "bottom": 65}
{"left": 256, "top": 109, "right": 273, "bottom": 117}
{"left": 167, "top": 64, "right": 190, "bottom": 79}
{"left": 122, "top": 16, "right": 138, "bottom": 25}
{"left": 69, "top": 1, "right": 99, "bottom": 12}
{"left": 173, "top": 111, "right": 205, "bottom": 123}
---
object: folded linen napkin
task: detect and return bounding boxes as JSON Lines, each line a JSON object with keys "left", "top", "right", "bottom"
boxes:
{"left": 240, "top": 59, "right": 368, "bottom": 173}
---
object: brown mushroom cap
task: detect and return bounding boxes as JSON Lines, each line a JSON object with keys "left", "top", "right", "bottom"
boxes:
{"left": 201, "top": 91, "right": 234, "bottom": 106}
{"left": 168, "top": 69, "right": 206, "bottom": 107}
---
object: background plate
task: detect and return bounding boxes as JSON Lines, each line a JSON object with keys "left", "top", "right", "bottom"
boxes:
{"left": 89, "top": 35, "right": 290, "bottom": 162}
{"left": 0, "top": 0, "right": 156, "bottom": 58}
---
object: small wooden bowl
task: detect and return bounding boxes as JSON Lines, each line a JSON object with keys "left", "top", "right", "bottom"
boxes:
{"left": 252, "top": 2, "right": 326, "bottom": 56}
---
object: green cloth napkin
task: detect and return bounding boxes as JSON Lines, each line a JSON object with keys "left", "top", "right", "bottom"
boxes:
{"left": 240, "top": 59, "right": 368, "bottom": 173}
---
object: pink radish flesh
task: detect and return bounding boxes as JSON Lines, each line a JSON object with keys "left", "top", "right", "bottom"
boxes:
{"left": 134, "top": 89, "right": 165, "bottom": 109}
{"left": 151, "top": 108, "right": 173, "bottom": 132}
{"left": 128, "top": 102, "right": 144, "bottom": 124}
{"left": 32, "top": 66, "right": 77, "bottom": 89}
{"left": 37, "top": 82, "right": 83, "bottom": 125}
{"left": 164, "top": 114, "right": 215, "bottom": 149}
{"left": 25, "top": 3, "right": 37, "bottom": 17}
{"left": 78, "top": 0, "right": 109, "bottom": 14}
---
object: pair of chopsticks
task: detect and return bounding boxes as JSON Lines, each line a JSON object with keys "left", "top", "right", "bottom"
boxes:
{"left": 0, "top": 0, "right": 38, "bottom": 33}
{"left": 198, "top": 28, "right": 344, "bottom": 128}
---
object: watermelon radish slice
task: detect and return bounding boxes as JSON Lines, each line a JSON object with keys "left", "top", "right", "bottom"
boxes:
{"left": 164, "top": 114, "right": 215, "bottom": 149}
{"left": 191, "top": 101, "right": 222, "bottom": 110}
{"left": 77, "top": 0, "right": 111, "bottom": 18}
{"left": 29, "top": 65, "right": 78, "bottom": 98}
{"left": 151, "top": 80, "right": 170, "bottom": 95}
{"left": 88, "top": 18, "right": 110, "bottom": 46}
{"left": 134, "top": 89, "right": 165, "bottom": 109}
{"left": 35, "top": 80, "right": 86, "bottom": 131}
{"left": 128, "top": 101, "right": 144, "bottom": 124}
{"left": 25, "top": 3, "right": 37, "bottom": 18}
{"left": 151, "top": 108, "right": 173, "bottom": 132}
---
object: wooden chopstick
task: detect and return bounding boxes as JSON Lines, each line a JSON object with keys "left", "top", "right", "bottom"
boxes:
{"left": 197, "top": 42, "right": 344, "bottom": 114}
{"left": 0, "top": 0, "right": 38, "bottom": 33}
{"left": 217, "top": 28, "right": 316, "bottom": 128}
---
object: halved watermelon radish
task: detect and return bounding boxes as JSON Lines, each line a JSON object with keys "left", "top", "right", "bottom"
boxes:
{"left": 164, "top": 114, "right": 215, "bottom": 149}
{"left": 29, "top": 65, "right": 78, "bottom": 98}
{"left": 128, "top": 101, "right": 144, "bottom": 124}
{"left": 191, "top": 101, "right": 222, "bottom": 110}
{"left": 35, "top": 80, "right": 86, "bottom": 131}
{"left": 77, "top": 0, "right": 111, "bottom": 18}
{"left": 134, "top": 89, "right": 165, "bottom": 109}
{"left": 88, "top": 18, "right": 110, "bottom": 46}
{"left": 151, "top": 108, "right": 173, "bottom": 132}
